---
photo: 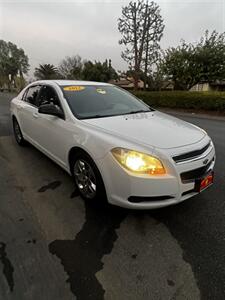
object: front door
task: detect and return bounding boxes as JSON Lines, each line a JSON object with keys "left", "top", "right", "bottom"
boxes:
{"left": 33, "top": 85, "right": 69, "bottom": 168}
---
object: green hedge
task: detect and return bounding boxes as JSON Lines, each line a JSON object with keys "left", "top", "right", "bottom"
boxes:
{"left": 133, "top": 91, "right": 225, "bottom": 111}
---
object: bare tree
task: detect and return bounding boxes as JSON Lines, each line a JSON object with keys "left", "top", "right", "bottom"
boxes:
{"left": 58, "top": 55, "right": 83, "bottom": 79}
{"left": 118, "top": 0, "right": 164, "bottom": 90}
{"left": 142, "top": 3, "right": 164, "bottom": 89}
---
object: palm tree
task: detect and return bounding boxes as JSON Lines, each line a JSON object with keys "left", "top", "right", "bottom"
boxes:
{"left": 34, "top": 64, "right": 59, "bottom": 80}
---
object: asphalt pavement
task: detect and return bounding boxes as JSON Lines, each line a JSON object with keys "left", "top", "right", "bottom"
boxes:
{"left": 0, "top": 92, "right": 224, "bottom": 300}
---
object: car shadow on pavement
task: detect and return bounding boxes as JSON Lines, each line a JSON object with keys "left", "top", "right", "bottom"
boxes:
{"left": 49, "top": 200, "right": 128, "bottom": 300}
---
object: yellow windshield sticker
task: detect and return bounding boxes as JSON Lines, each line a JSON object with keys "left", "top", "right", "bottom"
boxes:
{"left": 96, "top": 88, "right": 106, "bottom": 94}
{"left": 64, "top": 86, "right": 85, "bottom": 92}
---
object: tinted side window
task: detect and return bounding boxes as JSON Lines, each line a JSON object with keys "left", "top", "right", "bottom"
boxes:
{"left": 25, "top": 86, "right": 41, "bottom": 106}
{"left": 38, "top": 86, "right": 60, "bottom": 107}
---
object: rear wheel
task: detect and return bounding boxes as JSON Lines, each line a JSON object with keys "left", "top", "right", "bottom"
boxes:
{"left": 71, "top": 151, "right": 107, "bottom": 204}
{"left": 13, "top": 118, "right": 26, "bottom": 146}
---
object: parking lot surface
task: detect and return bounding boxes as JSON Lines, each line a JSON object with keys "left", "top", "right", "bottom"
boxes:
{"left": 0, "top": 93, "right": 224, "bottom": 299}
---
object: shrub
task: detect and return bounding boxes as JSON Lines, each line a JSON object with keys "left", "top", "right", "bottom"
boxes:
{"left": 133, "top": 91, "right": 225, "bottom": 111}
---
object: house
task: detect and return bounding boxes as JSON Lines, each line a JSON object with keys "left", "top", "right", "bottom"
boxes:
{"left": 190, "top": 81, "right": 225, "bottom": 92}
{"left": 161, "top": 80, "right": 174, "bottom": 91}
{"left": 109, "top": 76, "right": 144, "bottom": 89}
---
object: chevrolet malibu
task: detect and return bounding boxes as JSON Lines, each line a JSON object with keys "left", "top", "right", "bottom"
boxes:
{"left": 11, "top": 80, "right": 215, "bottom": 209}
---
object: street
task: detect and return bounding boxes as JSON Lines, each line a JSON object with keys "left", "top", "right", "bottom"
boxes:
{"left": 0, "top": 92, "right": 224, "bottom": 300}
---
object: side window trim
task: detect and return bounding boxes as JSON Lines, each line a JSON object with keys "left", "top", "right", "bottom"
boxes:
{"left": 22, "top": 89, "right": 28, "bottom": 101}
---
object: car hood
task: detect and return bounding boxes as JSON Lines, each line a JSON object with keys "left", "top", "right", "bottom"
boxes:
{"left": 82, "top": 111, "right": 206, "bottom": 149}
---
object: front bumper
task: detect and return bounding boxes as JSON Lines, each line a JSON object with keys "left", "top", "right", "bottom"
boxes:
{"left": 97, "top": 140, "right": 216, "bottom": 209}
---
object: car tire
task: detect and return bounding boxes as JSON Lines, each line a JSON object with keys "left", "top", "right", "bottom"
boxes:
{"left": 13, "top": 118, "right": 27, "bottom": 146}
{"left": 71, "top": 151, "right": 108, "bottom": 205}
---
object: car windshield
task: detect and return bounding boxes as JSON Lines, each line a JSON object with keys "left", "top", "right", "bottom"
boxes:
{"left": 61, "top": 85, "right": 153, "bottom": 119}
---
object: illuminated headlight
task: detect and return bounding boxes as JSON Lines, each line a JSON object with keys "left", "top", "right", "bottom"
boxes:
{"left": 111, "top": 148, "right": 166, "bottom": 175}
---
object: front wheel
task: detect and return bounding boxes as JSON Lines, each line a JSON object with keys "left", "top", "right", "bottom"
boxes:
{"left": 13, "top": 118, "right": 26, "bottom": 146}
{"left": 72, "top": 152, "right": 107, "bottom": 204}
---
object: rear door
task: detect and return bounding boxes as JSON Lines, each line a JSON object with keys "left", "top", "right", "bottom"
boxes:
{"left": 17, "top": 85, "right": 42, "bottom": 142}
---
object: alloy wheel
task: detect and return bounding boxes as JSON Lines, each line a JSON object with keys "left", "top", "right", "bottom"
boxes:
{"left": 74, "top": 159, "right": 97, "bottom": 199}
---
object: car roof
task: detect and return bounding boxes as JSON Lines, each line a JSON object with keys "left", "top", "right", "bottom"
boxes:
{"left": 32, "top": 80, "right": 113, "bottom": 86}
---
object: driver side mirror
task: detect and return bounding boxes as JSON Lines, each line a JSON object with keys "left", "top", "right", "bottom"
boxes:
{"left": 38, "top": 103, "right": 64, "bottom": 119}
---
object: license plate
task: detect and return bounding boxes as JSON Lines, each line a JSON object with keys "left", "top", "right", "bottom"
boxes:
{"left": 195, "top": 172, "right": 214, "bottom": 192}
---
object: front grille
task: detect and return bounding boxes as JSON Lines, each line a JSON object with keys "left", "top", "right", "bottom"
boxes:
{"left": 173, "top": 142, "right": 211, "bottom": 163}
{"left": 128, "top": 195, "right": 174, "bottom": 203}
{"left": 180, "top": 159, "right": 213, "bottom": 182}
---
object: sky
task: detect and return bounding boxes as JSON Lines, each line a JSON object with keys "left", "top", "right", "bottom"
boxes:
{"left": 0, "top": 0, "right": 224, "bottom": 78}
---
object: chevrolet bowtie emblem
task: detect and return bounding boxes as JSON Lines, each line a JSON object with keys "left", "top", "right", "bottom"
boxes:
{"left": 203, "top": 159, "right": 209, "bottom": 165}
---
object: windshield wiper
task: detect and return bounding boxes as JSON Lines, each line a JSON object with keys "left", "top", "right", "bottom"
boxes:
{"left": 81, "top": 113, "right": 117, "bottom": 120}
{"left": 127, "top": 109, "right": 152, "bottom": 115}
{"left": 80, "top": 109, "right": 154, "bottom": 120}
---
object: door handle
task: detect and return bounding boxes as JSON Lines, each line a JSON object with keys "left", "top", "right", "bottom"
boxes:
{"left": 33, "top": 112, "right": 39, "bottom": 118}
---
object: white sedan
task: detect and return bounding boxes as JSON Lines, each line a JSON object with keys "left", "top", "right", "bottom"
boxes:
{"left": 11, "top": 80, "right": 215, "bottom": 209}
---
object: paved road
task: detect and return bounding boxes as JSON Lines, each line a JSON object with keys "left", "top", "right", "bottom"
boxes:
{"left": 0, "top": 92, "right": 224, "bottom": 300}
